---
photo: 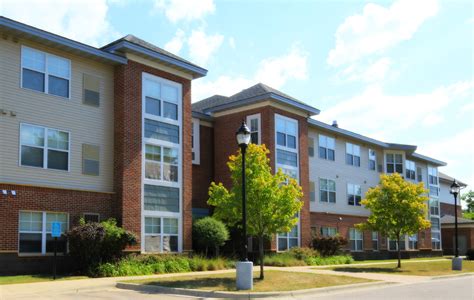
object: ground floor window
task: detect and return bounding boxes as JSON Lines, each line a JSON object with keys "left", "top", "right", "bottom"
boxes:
{"left": 19, "top": 211, "right": 68, "bottom": 254}
{"left": 372, "top": 231, "right": 378, "bottom": 251}
{"left": 349, "top": 228, "right": 363, "bottom": 251}
{"left": 320, "top": 226, "right": 337, "bottom": 237}
{"left": 277, "top": 225, "right": 299, "bottom": 251}
{"left": 408, "top": 234, "right": 418, "bottom": 250}
{"left": 431, "top": 231, "right": 441, "bottom": 250}
{"left": 388, "top": 236, "right": 406, "bottom": 251}
{"left": 144, "top": 217, "right": 179, "bottom": 253}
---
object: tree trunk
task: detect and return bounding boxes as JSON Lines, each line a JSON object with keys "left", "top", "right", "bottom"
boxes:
{"left": 215, "top": 245, "right": 219, "bottom": 257}
{"left": 259, "top": 235, "right": 264, "bottom": 280}
{"left": 397, "top": 235, "right": 401, "bottom": 268}
{"left": 205, "top": 246, "right": 208, "bottom": 258}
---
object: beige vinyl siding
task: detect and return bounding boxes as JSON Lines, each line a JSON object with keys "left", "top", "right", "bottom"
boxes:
{"left": 0, "top": 38, "right": 114, "bottom": 192}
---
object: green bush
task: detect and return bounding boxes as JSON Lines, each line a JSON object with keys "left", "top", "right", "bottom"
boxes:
{"left": 312, "top": 235, "right": 348, "bottom": 256}
{"left": 193, "top": 217, "right": 229, "bottom": 256}
{"left": 263, "top": 253, "right": 307, "bottom": 267}
{"left": 466, "top": 249, "right": 474, "bottom": 260}
{"left": 288, "top": 247, "right": 319, "bottom": 261}
{"left": 305, "top": 255, "right": 354, "bottom": 266}
{"left": 263, "top": 247, "right": 352, "bottom": 267}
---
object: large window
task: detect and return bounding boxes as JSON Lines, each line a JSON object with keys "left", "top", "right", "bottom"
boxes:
{"left": 320, "top": 227, "right": 337, "bottom": 237}
{"left": 405, "top": 160, "right": 416, "bottom": 180}
{"left": 386, "top": 153, "right": 403, "bottom": 174}
{"left": 319, "top": 178, "right": 336, "bottom": 203}
{"left": 191, "top": 118, "right": 200, "bottom": 164}
{"left": 142, "top": 73, "right": 182, "bottom": 253}
{"left": 20, "top": 124, "right": 69, "bottom": 171}
{"left": 369, "top": 149, "right": 376, "bottom": 171}
{"left": 318, "top": 134, "right": 335, "bottom": 161}
{"left": 430, "top": 199, "right": 440, "bottom": 216}
{"left": 247, "top": 113, "right": 261, "bottom": 144}
{"left": 432, "top": 231, "right": 441, "bottom": 250}
{"left": 372, "top": 232, "right": 379, "bottom": 251}
{"left": 428, "top": 166, "right": 439, "bottom": 197}
{"left": 21, "top": 46, "right": 70, "bottom": 98}
{"left": 346, "top": 143, "right": 360, "bottom": 166}
{"left": 19, "top": 211, "right": 68, "bottom": 254}
{"left": 349, "top": 228, "right": 363, "bottom": 251}
{"left": 347, "top": 183, "right": 362, "bottom": 206}
{"left": 408, "top": 234, "right": 418, "bottom": 250}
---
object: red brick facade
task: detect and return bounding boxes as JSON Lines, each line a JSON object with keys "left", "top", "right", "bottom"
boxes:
{"left": 114, "top": 60, "right": 193, "bottom": 251}
{"left": 0, "top": 184, "right": 114, "bottom": 252}
{"left": 441, "top": 226, "right": 474, "bottom": 255}
{"left": 192, "top": 125, "right": 214, "bottom": 209}
{"left": 440, "top": 202, "right": 462, "bottom": 217}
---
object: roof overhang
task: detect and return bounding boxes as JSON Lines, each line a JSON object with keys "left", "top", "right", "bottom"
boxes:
{"left": 408, "top": 153, "right": 447, "bottom": 166}
{"left": 192, "top": 111, "right": 214, "bottom": 121}
{"left": 203, "top": 93, "right": 320, "bottom": 116}
{"left": 0, "top": 16, "right": 127, "bottom": 65}
{"left": 102, "top": 40, "right": 207, "bottom": 79}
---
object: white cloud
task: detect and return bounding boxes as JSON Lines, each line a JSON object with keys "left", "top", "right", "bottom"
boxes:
{"left": 187, "top": 29, "right": 224, "bottom": 65}
{"left": 228, "top": 37, "right": 236, "bottom": 49}
{"left": 0, "top": 0, "right": 120, "bottom": 47}
{"left": 327, "top": 0, "right": 439, "bottom": 67}
{"left": 339, "top": 57, "right": 392, "bottom": 82}
{"left": 193, "top": 44, "right": 309, "bottom": 101}
{"left": 154, "top": 0, "right": 215, "bottom": 23}
{"left": 164, "top": 29, "right": 185, "bottom": 54}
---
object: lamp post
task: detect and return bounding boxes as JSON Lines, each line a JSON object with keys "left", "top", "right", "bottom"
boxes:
{"left": 450, "top": 179, "right": 462, "bottom": 270}
{"left": 235, "top": 121, "right": 252, "bottom": 290}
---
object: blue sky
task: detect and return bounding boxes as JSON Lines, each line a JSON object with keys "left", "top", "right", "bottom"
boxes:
{"left": 1, "top": 0, "right": 473, "bottom": 192}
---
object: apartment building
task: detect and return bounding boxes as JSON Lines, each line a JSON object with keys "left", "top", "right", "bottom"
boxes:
{"left": 0, "top": 17, "right": 465, "bottom": 273}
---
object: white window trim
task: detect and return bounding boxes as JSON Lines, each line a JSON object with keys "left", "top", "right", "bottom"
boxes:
{"left": 372, "top": 232, "right": 379, "bottom": 251}
{"left": 405, "top": 160, "right": 416, "bottom": 180}
{"left": 141, "top": 72, "right": 183, "bottom": 254}
{"left": 144, "top": 144, "right": 180, "bottom": 186}
{"left": 246, "top": 113, "right": 261, "bottom": 145}
{"left": 83, "top": 212, "right": 100, "bottom": 222}
{"left": 19, "top": 123, "right": 71, "bottom": 172}
{"left": 345, "top": 142, "right": 361, "bottom": 167}
{"left": 318, "top": 134, "right": 335, "bottom": 161}
{"left": 20, "top": 45, "right": 72, "bottom": 99}
{"left": 384, "top": 152, "right": 404, "bottom": 174}
{"left": 275, "top": 114, "right": 300, "bottom": 251}
{"left": 18, "top": 211, "right": 69, "bottom": 256}
{"left": 368, "top": 149, "right": 376, "bottom": 171}
{"left": 144, "top": 216, "right": 180, "bottom": 253}
{"left": 387, "top": 234, "right": 420, "bottom": 251}
{"left": 319, "top": 177, "right": 336, "bottom": 204}
{"left": 349, "top": 228, "right": 363, "bottom": 252}
{"left": 347, "top": 183, "right": 362, "bottom": 206}
{"left": 192, "top": 118, "right": 200, "bottom": 165}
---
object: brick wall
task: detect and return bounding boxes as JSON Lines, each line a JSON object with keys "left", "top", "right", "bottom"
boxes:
{"left": 114, "top": 60, "right": 193, "bottom": 251}
{"left": 192, "top": 124, "right": 214, "bottom": 209}
{"left": 440, "top": 202, "right": 463, "bottom": 217}
{"left": 0, "top": 184, "right": 114, "bottom": 251}
{"left": 441, "top": 227, "right": 474, "bottom": 255}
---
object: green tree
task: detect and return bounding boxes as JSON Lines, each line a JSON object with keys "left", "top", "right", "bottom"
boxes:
{"left": 208, "top": 144, "right": 303, "bottom": 279}
{"left": 193, "top": 217, "right": 229, "bottom": 257}
{"left": 462, "top": 190, "right": 474, "bottom": 213}
{"left": 356, "top": 173, "right": 431, "bottom": 268}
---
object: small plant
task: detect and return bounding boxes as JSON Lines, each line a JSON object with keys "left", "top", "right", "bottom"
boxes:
{"left": 288, "top": 247, "right": 319, "bottom": 261}
{"left": 312, "top": 235, "right": 348, "bottom": 256}
{"left": 193, "top": 217, "right": 229, "bottom": 257}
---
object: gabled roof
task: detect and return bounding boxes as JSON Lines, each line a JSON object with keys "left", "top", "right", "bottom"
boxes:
{"left": 0, "top": 16, "right": 126, "bottom": 64}
{"left": 441, "top": 215, "right": 474, "bottom": 225}
{"left": 438, "top": 172, "right": 468, "bottom": 186}
{"left": 192, "top": 83, "right": 320, "bottom": 116}
{"left": 101, "top": 34, "right": 207, "bottom": 78}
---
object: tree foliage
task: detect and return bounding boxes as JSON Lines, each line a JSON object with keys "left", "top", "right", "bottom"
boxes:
{"left": 193, "top": 217, "right": 229, "bottom": 257}
{"left": 356, "top": 173, "right": 431, "bottom": 268}
{"left": 462, "top": 190, "right": 474, "bottom": 213}
{"left": 207, "top": 143, "right": 303, "bottom": 279}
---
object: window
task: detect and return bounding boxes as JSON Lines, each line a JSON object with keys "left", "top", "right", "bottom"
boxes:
{"left": 431, "top": 231, "right": 441, "bottom": 250}
{"left": 19, "top": 211, "right": 68, "bottom": 254}
{"left": 144, "top": 217, "right": 179, "bottom": 253}
{"left": 428, "top": 166, "right": 439, "bottom": 197}
{"left": 369, "top": 149, "right": 376, "bottom": 171}
{"left": 405, "top": 160, "right": 416, "bottom": 180}
{"left": 309, "top": 181, "right": 316, "bottom": 202}
{"left": 277, "top": 226, "right": 298, "bottom": 251}
{"left": 430, "top": 199, "right": 439, "bottom": 216}
{"left": 276, "top": 116, "right": 297, "bottom": 149}
{"left": 318, "top": 134, "right": 335, "bottom": 161}
{"left": 21, "top": 46, "right": 70, "bottom": 98}
{"left": 417, "top": 166, "right": 423, "bottom": 182}
{"left": 191, "top": 118, "right": 200, "bottom": 164}
{"left": 320, "top": 227, "right": 337, "bottom": 237}
{"left": 408, "top": 234, "right": 418, "bottom": 250}
{"left": 319, "top": 178, "right": 336, "bottom": 203}
{"left": 388, "top": 236, "right": 406, "bottom": 251}
{"left": 346, "top": 143, "right": 360, "bottom": 166}
{"left": 308, "top": 137, "right": 315, "bottom": 157}
{"left": 83, "top": 213, "right": 100, "bottom": 223}
{"left": 145, "top": 119, "right": 179, "bottom": 144}
{"left": 430, "top": 217, "right": 440, "bottom": 231}
{"left": 372, "top": 232, "right": 378, "bottom": 251}
{"left": 82, "top": 144, "right": 99, "bottom": 176}
{"left": 144, "top": 78, "right": 179, "bottom": 121}
{"left": 349, "top": 228, "right": 363, "bottom": 251}
{"left": 386, "top": 153, "right": 403, "bottom": 174}
{"left": 347, "top": 183, "right": 362, "bottom": 206}
{"left": 20, "top": 124, "right": 69, "bottom": 171}
{"left": 144, "top": 185, "right": 179, "bottom": 212}
{"left": 83, "top": 74, "right": 100, "bottom": 107}
{"left": 145, "top": 145, "right": 178, "bottom": 182}
{"left": 247, "top": 114, "right": 261, "bottom": 144}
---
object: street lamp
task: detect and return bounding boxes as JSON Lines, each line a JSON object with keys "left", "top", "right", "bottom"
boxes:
{"left": 450, "top": 179, "right": 462, "bottom": 270}
{"left": 235, "top": 121, "right": 252, "bottom": 290}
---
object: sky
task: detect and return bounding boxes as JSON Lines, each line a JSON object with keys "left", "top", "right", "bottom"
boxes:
{"left": 1, "top": 0, "right": 473, "bottom": 194}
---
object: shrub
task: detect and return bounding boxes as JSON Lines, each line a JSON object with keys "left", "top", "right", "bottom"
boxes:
{"left": 312, "top": 235, "right": 348, "bottom": 256}
{"left": 305, "top": 255, "right": 354, "bottom": 266}
{"left": 466, "top": 249, "right": 474, "bottom": 260}
{"left": 263, "top": 253, "right": 307, "bottom": 267}
{"left": 193, "top": 217, "right": 229, "bottom": 257}
{"left": 66, "top": 218, "right": 136, "bottom": 273}
{"left": 288, "top": 247, "right": 319, "bottom": 261}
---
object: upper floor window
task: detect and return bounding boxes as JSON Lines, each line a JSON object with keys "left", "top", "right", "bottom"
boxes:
{"left": 144, "top": 78, "right": 179, "bottom": 121}
{"left": 309, "top": 181, "right": 316, "bottom": 202}
{"left": 320, "top": 178, "right": 336, "bottom": 203}
{"left": 318, "top": 134, "right": 335, "bottom": 161}
{"left": 428, "top": 166, "right": 439, "bottom": 197}
{"left": 275, "top": 115, "right": 299, "bottom": 181}
{"left": 308, "top": 137, "right": 315, "bottom": 157}
{"left": 347, "top": 183, "right": 362, "bottom": 206}
{"left": 346, "top": 143, "right": 360, "bottom": 166}
{"left": 386, "top": 153, "right": 403, "bottom": 174}
{"left": 21, "top": 46, "right": 70, "bottom": 98}
{"left": 192, "top": 118, "right": 200, "bottom": 164}
{"left": 417, "top": 166, "right": 423, "bottom": 182}
{"left": 82, "top": 144, "right": 100, "bottom": 176}
{"left": 276, "top": 116, "right": 297, "bottom": 149}
{"left": 247, "top": 114, "right": 261, "bottom": 144}
{"left": 368, "top": 149, "right": 376, "bottom": 171}
{"left": 144, "top": 144, "right": 179, "bottom": 182}
{"left": 20, "top": 124, "right": 70, "bottom": 171}
{"left": 83, "top": 74, "right": 101, "bottom": 107}
{"left": 405, "top": 160, "right": 416, "bottom": 180}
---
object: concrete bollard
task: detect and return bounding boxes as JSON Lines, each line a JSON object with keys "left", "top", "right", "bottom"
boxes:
{"left": 236, "top": 261, "right": 253, "bottom": 290}
{"left": 452, "top": 257, "right": 463, "bottom": 271}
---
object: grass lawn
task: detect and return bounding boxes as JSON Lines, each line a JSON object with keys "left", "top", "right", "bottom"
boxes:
{"left": 330, "top": 260, "right": 474, "bottom": 276}
{"left": 125, "top": 270, "right": 373, "bottom": 292}
{"left": 350, "top": 257, "right": 448, "bottom": 265}
{"left": 0, "top": 275, "right": 88, "bottom": 285}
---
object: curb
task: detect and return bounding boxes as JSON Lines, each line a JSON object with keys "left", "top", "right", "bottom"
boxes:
{"left": 430, "top": 272, "right": 474, "bottom": 280}
{"left": 116, "top": 281, "right": 392, "bottom": 298}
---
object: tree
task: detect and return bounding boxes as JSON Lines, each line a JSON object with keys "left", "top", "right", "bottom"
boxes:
{"left": 461, "top": 190, "right": 474, "bottom": 213}
{"left": 208, "top": 144, "right": 303, "bottom": 279}
{"left": 193, "top": 217, "right": 229, "bottom": 257}
{"left": 356, "top": 173, "right": 431, "bottom": 268}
